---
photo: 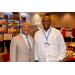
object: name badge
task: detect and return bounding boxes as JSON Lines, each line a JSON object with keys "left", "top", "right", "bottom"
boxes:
{"left": 44, "top": 42, "right": 50, "bottom": 46}
{"left": 44, "top": 42, "right": 50, "bottom": 48}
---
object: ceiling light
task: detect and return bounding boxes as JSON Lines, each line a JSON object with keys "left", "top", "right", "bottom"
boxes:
{"left": 20, "top": 13, "right": 28, "bottom": 16}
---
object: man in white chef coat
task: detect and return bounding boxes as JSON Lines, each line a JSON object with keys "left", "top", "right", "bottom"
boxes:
{"left": 34, "top": 15, "right": 66, "bottom": 62}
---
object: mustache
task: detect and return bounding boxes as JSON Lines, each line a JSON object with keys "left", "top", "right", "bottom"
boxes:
{"left": 43, "top": 24, "right": 49, "bottom": 25}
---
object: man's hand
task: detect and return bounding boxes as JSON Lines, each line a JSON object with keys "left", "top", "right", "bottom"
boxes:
{"left": 35, "top": 60, "right": 39, "bottom": 62}
{"left": 59, "top": 60, "right": 62, "bottom": 62}
{"left": 59, "top": 59, "right": 65, "bottom": 62}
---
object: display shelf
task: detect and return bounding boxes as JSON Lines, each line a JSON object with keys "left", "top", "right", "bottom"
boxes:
{"left": 0, "top": 18, "right": 20, "bottom": 53}
{"left": 0, "top": 18, "right": 20, "bottom": 36}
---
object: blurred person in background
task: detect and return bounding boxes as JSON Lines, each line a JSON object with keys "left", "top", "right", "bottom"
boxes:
{"left": 34, "top": 15, "right": 66, "bottom": 62}
{"left": 10, "top": 22, "right": 34, "bottom": 62}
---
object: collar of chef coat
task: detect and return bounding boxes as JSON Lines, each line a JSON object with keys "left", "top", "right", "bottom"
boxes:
{"left": 42, "top": 26, "right": 52, "bottom": 35}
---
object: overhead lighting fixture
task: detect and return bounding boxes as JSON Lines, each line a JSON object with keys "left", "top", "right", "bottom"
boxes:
{"left": 4, "top": 12, "right": 12, "bottom": 13}
{"left": 39, "top": 22, "right": 40, "bottom": 25}
{"left": 36, "top": 22, "right": 38, "bottom": 25}
{"left": 20, "top": 13, "right": 28, "bottom": 16}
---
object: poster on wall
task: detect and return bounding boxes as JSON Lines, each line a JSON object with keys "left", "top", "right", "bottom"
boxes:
{"left": 65, "top": 28, "right": 72, "bottom": 37}
{"left": 0, "top": 19, "right": 7, "bottom": 33}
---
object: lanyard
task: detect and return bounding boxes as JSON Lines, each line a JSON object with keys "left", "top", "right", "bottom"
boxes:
{"left": 42, "top": 27, "right": 52, "bottom": 42}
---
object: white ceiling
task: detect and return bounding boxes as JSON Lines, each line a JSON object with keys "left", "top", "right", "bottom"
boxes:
{"left": 20, "top": 12, "right": 50, "bottom": 16}
{"left": 0, "top": 12, "right": 52, "bottom": 17}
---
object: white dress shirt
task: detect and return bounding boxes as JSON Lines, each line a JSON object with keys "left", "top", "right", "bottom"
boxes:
{"left": 21, "top": 33, "right": 32, "bottom": 49}
{"left": 34, "top": 26, "right": 66, "bottom": 62}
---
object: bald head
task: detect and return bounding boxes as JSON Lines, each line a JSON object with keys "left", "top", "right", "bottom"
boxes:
{"left": 21, "top": 22, "right": 30, "bottom": 36}
{"left": 21, "top": 22, "right": 30, "bottom": 27}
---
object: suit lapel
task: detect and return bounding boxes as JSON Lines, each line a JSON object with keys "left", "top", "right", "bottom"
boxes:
{"left": 19, "top": 34, "right": 31, "bottom": 54}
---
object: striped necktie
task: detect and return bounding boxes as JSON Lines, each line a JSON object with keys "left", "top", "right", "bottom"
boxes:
{"left": 26, "top": 36, "right": 32, "bottom": 53}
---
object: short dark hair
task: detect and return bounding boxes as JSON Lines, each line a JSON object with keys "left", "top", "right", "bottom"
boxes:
{"left": 42, "top": 15, "right": 51, "bottom": 22}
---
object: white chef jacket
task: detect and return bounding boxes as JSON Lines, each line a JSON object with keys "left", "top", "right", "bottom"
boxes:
{"left": 34, "top": 26, "right": 66, "bottom": 62}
